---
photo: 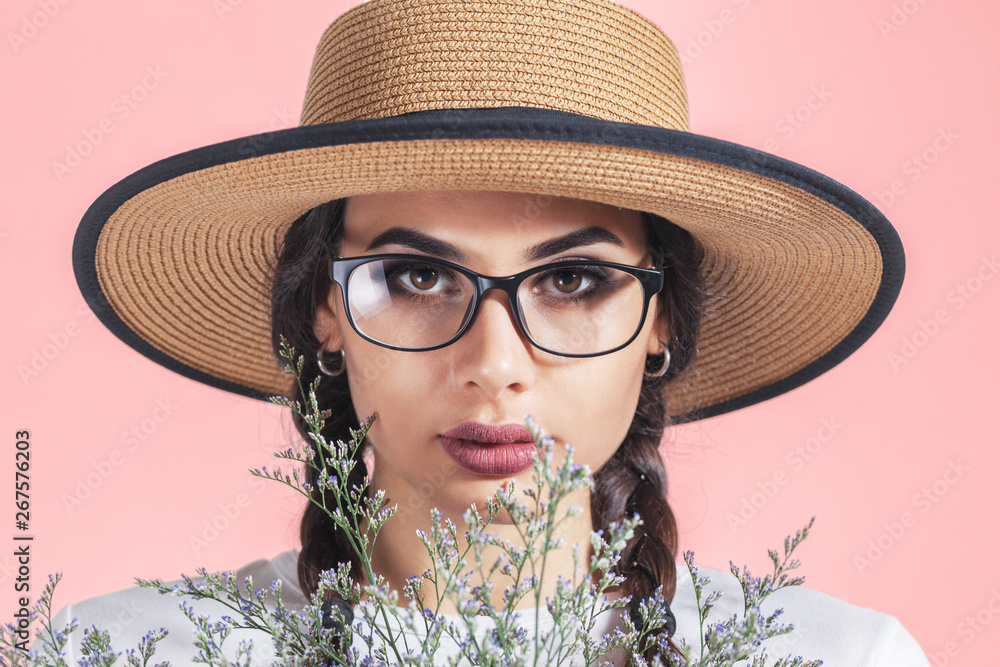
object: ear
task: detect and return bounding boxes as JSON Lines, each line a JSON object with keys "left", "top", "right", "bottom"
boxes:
{"left": 313, "top": 297, "right": 345, "bottom": 351}
{"left": 647, "top": 331, "right": 665, "bottom": 356}
{"left": 647, "top": 295, "right": 671, "bottom": 356}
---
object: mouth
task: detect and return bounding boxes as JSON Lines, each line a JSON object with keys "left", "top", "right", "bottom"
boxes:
{"left": 439, "top": 421, "right": 540, "bottom": 476}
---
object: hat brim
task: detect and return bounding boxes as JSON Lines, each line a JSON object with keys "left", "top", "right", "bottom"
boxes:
{"left": 73, "top": 106, "right": 903, "bottom": 423}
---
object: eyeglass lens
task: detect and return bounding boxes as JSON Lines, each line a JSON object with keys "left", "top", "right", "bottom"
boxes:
{"left": 345, "top": 257, "right": 646, "bottom": 355}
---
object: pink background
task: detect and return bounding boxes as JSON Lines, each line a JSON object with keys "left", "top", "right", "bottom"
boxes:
{"left": 2, "top": 0, "right": 997, "bottom": 663}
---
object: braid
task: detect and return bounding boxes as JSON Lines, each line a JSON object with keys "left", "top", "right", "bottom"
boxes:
{"left": 591, "top": 380, "right": 681, "bottom": 662}
{"left": 591, "top": 212, "right": 706, "bottom": 664}
{"left": 268, "top": 199, "right": 369, "bottom": 599}
{"left": 294, "top": 373, "right": 368, "bottom": 596}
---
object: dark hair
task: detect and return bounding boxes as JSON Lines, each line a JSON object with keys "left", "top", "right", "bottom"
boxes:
{"left": 269, "top": 197, "right": 706, "bottom": 664}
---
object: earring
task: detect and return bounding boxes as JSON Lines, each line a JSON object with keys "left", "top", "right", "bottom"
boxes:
{"left": 317, "top": 346, "right": 346, "bottom": 377}
{"left": 644, "top": 340, "right": 671, "bottom": 378}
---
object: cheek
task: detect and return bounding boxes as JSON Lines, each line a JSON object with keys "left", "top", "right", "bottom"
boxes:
{"left": 344, "top": 350, "right": 442, "bottom": 453}
{"left": 563, "top": 353, "right": 646, "bottom": 470}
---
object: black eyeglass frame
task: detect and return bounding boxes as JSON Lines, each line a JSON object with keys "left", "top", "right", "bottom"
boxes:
{"left": 328, "top": 253, "right": 665, "bottom": 358}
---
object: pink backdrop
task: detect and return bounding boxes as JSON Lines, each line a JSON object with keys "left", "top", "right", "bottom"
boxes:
{"left": 3, "top": 0, "right": 997, "bottom": 664}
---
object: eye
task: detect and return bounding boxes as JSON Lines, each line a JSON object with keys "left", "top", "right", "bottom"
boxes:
{"left": 547, "top": 269, "right": 588, "bottom": 294}
{"left": 405, "top": 266, "right": 442, "bottom": 291}
{"left": 387, "top": 261, "right": 458, "bottom": 295}
{"left": 533, "top": 266, "right": 610, "bottom": 297}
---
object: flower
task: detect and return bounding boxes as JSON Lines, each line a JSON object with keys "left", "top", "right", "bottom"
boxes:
{"left": 5, "top": 342, "right": 822, "bottom": 667}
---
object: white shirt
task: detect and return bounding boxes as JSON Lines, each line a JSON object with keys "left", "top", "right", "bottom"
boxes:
{"left": 35, "top": 549, "right": 930, "bottom": 665}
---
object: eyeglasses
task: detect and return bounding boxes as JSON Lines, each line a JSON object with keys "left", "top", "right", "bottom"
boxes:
{"left": 328, "top": 253, "right": 664, "bottom": 358}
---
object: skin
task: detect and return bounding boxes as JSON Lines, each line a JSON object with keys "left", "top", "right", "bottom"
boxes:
{"left": 312, "top": 190, "right": 669, "bottom": 613}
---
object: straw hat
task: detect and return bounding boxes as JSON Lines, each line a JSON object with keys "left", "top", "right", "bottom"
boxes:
{"left": 72, "top": 0, "right": 904, "bottom": 424}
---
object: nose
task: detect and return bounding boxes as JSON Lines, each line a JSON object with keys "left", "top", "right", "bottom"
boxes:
{"left": 451, "top": 287, "right": 537, "bottom": 398}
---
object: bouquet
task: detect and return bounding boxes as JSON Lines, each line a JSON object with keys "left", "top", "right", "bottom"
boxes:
{"left": 1, "top": 338, "right": 822, "bottom": 666}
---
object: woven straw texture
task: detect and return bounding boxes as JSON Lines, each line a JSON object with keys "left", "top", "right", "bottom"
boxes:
{"left": 301, "top": 0, "right": 688, "bottom": 130}
{"left": 93, "top": 138, "right": 881, "bottom": 419}
{"left": 82, "top": 0, "right": 887, "bottom": 421}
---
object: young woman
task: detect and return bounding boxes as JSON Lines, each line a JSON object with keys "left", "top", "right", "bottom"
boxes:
{"left": 281, "top": 190, "right": 694, "bottom": 663}
{"left": 49, "top": 0, "right": 929, "bottom": 664}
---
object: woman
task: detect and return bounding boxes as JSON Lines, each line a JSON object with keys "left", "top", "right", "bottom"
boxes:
{"left": 280, "top": 190, "right": 695, "bottom": 663}
{"left": 46, "top": 0, "right": 929, "bottom": 664}
{"left": 272, "top": 191, "right": 701, "bottom": 664}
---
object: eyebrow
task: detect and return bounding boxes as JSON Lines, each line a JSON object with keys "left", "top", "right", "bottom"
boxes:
{"left": 363, "top": 226, "right": 627, "bottom": 263}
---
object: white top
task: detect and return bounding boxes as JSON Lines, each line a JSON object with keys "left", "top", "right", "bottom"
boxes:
{"left": 36, "top": 549, "right": 929, "bottom": 666}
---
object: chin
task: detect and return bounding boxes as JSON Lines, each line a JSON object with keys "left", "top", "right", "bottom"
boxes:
{"left": 435, "top": 476, "right": 530, "bottom": 520}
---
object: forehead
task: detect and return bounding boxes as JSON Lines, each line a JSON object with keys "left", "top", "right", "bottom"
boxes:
{"left": 341, "top": 190, "right": 647, "bottom": 266}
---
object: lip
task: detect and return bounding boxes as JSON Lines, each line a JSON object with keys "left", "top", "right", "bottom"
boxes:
{"left": 441, "top": 422, "right": 534, "bottom": 443}
{"left": 440, "top": 421, "right": 539, "bottom": 476}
